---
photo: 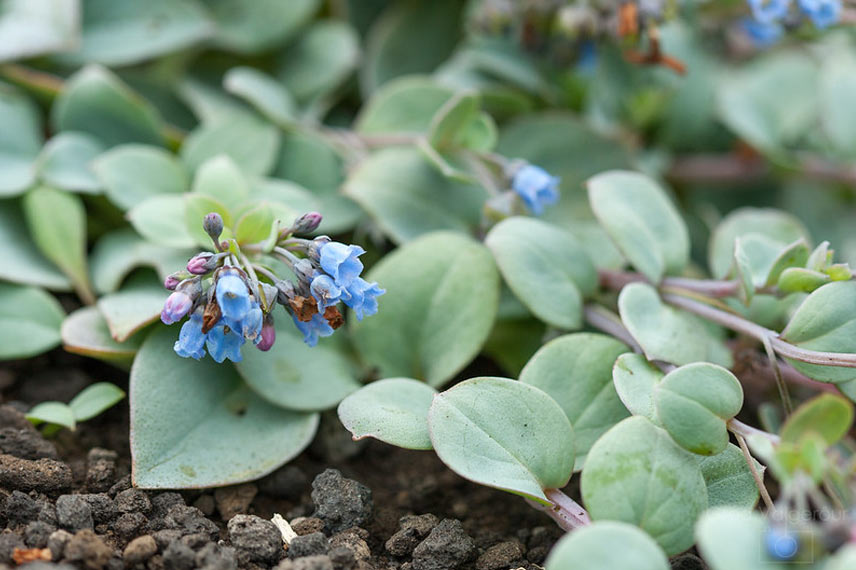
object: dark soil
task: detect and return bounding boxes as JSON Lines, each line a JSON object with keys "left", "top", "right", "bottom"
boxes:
{"left": 0, "top": 351, "right": 566, "bottom": 570}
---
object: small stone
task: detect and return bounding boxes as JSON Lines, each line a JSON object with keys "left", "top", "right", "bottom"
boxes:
{"left": 124, "top": 536, "right": 158, "bottom": 565}
{"left": 86, "top": 448, "right": 117, "bottom": 493}
{"left": 328, "top": 530, "right": 370, "bottom": 563}
{"left": 47, "top": 529, "right": 72, "bottom": 560}
{"left": 24, "top": 521, "right": 55, "bottom": 548}
{"left": 107, "top": 476, "right": 131, "bottom": 497}
{"left": 57, "top": 494, "right": 94, "bottom": 532}
{"left": 214, "top": 483, "right": 257, "bottom": 520}
{"left": 152, "top": 530, "right": 184, "bottom": 551}
{"left": 227, "top": 514, "right": 284, "bottom": 565}
{"left": 310, "top": 470, "right": 372, "bottom": 534}
{"left": 0, "top": 454, "right": 72, "bottom": 495}
{"left": 163, "top": 541, "right": 195, "bottom": 570}
{"left": 192, "top": 495, "right": 215, "bottom": 517}
{"left": 163, "top": 505, "right": 219, "bottom": 540}
{"left": 116, "top": 489, "right": 152, "bottom": 515}
{"left": 14, "top": 563, "right": 76, "bottom": 570}
{"left": 401, "top": 514, "right": 439, "bottom": 536}
{"left": 386, "top": 514, "right": 439, "bottom": 557}
{"left": 3, "top": 491, "right": 39, "bottom": 527}
{"left": 276, "top": 555, "right": 334, "bottom": 570}
{"left": 112, "top": 513, "right": 148, "bottom": 540}
{"left": 0, "top": 427, "right": 57, "bottom": 460}
{"left": 291, "top": 517, "right": 325, "bottom": 536}
{"left": 288, "top": 533, "right": 329, "bottom": 559}
{"left": 0, "top": 532, "right": 25, "bottom": 565}
{"left": 179, "top": 533, "right": 210, "bottom": 550}
{"left": 64, "top": 529, "right": 113, "bottom": 570}
{"left": 259, "top": 466, "right": 308, "bottom": 500}
{"left": 327, "top": 546, "right": 355, "bottom": 570}
{"left": 475, "top": 542, "right": 525, "bottom": 570}
{"left": 150, "top": 493, "right": 185, "bottom": 519}
{"left": 195, "top": 543, "right": 238, "bottom": 570}
{"left": 79, "top": 493, "right": 116, "bottom": 524}
{"left": 411, "top": 519, "right": 476, "bottom": 570}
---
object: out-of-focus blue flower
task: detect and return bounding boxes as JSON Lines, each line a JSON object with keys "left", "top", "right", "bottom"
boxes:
{"left": 797, "top": 0, "right": 841, "bottom": 28}
{"left": 577, "top": 41, "right": 598, "bottom": 75}
{"left": 310, "top": 274, "right": 347, "bottom": 310}
{"left": 174, "top": 313, "right": 206, "bottom": 359}
{"left": 206, "top": 324, "right": 245, "bottom": 363}
{"left": 216, "top": 272, "right": 251, "bottom": 323}
{"left": 319, "top": 242, "right": 365, "bottom": 286}
{"left": 292, "top": 313, "right": 334, "bottom": 347}
{"left": 343, "top": 278, "right": 385, "bottom": 321}
{"left": 512, "top": 164, "right": 560, "bottom": 215}
{"left": 742, "top": 17, "right": 784, "bottom": 46}
{"left": 748, "top": 0, "right": 791, "bottom": 23}
{"left": 161, "top": 291, "right": 193, "bottom": 325}
{"left": 764, "top": 526, "right": 799, "bottom": 561}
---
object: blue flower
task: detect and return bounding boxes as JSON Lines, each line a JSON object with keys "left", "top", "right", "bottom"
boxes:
{"left": 161, "top": 291, "right": 193, "bottom": 325}
{"left": 206, "top": 323, "right": 245, "bottom": 363}
{"left": 174, "top": 313, "right": 206, "bottom": 360}
{"left": 241, "top": 303, "right": 264, "bottom": 344}
{"left": 319, "top": 242, "right": 365, "bottom": 286}
{"left": 742, "top": 17, "right": 784, "bottom": 46}
{"left": 343, "top": 278, "right": 385, "bottom": 321}
{"left": 797, "top": 0, "right": 841, "bottom": 28}
{"left": 511, "top": 164, "right": 560, "bottom": 215}
{"left": 310, "top": 274, "right": 347, "bottom": 310}
{"left": 292, "top": 313, "right": 334, "bottom": 347}
{"left": 748, "top": 0, "right": 791, "bottom": 23}
{"left": 764, "top": 526, "right": 799, "bottom": 561}
{"left": 216, "top": 272, "right": 251, "bottom": 323}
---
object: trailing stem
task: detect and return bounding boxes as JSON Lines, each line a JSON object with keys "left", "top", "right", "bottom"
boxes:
{"left": 526, "top": 489, "right": 591, "bottom": 532}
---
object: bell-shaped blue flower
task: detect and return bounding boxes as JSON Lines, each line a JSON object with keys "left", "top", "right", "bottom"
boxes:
{"left": 292, "top": 313, "right": 334, "bottom": 347}
{"left": 241, "top": 303, "right": 264, "bottom": 345}
{"left": 174, "top": 313, "right": 207, "bottom": 359}
{"left": 511, "top": 164, "right": 560, "bottom": 216}
{"left": 206, "top": 324, "right": 245, "bottom": 363}
{"left": 343, "top": 277, "right": 385, "bottom": 321}
{"left": 310, "top": 274, "right": 347, "bottom": 310}
{"left": 216, "top": 272, "right": 251, "bottom": 323}
{"left": 319, "top": 242, "right": 365, "bottom": 286}
{"left": 748, "top": 0, "right": 791, "bottom": 23}
{"left": 797, "top": 0, "right": 840, "bottom": 28}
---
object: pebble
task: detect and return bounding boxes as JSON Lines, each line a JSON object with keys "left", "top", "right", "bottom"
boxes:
{"left": 385, "top": 514, "right": 439, "bottom": 557}
{"left": 0, "top": 427, "right": 57, "bottom": 460}
{"left": 227, "top": 514, "right": 284, "bottom": 565}
{"left": 291, "top": 517, "right": 325, "bottom": 536}
{"left": 276, "top": 555, "right": 334, "bottom": 570}
{"left": 475, "top": 541, "right": 525, "bottom": 570}
{"left": 112, "top": 512, "right": 148, "bottom": 540}
{"left": 0, "top": 532, "right": 25, "bottom": 565}
{"left": 3, "top": 491, "right": 39, "bottom": 527}
{"left": 195, "top": 542, "right": 238, "bottom": 570}
{"left": 163, "top": 505, "right": 219, "bottom": 540}
{"left": 24, "top": 521, "right": 55, "bottom": 548}
{"left": 327, "top": 546, "right": 355, "bottom": 570}
{"left": 56, "top": 495, "right": 94, "bottom": 532}
{"left": 192, "top": 494, "right": 215, "bottom": 517}
{"left": 47, "top": 529, "right": 72, "bottom": 560}
{"left": 79, "top": 493, "right": 116, "bottom": 524}
{"left": 85, "top": 449, "right": 117, "bottom": 493}
{"left": 64, "top": 529, "right": 113, "bottom": 570}
{"left": 310, "top": 470, "right": 372, "bottom": 534}
{"left": 123, "top": 535, "right": 157, "bottom": 565}
{"left": 115, "top": 488, "right": 151, "bottom": 515}
{"left": 411, "top": 519, "right": 476, "bottom": 570}
{"left": 163, "top": 541, "right": 196, "bottom": 570}
{"left": 0, "top": 454, "right": 72, "bottom": 495}
{"left": 214, "top": 483, "right": 257, "bottom": 520}
{"left": 328, "top": 529, "right": 370, "bottom": 563}
{"left": 288, "top": 532, "right": 329, "bottom": 559}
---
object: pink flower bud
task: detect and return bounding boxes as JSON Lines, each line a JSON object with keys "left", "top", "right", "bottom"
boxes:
{"left": 164, "top": 274, "right": 182, "bottom": 290}
{"left": 187, "top": 252, "right": 216, "bottom": 275}
{"left": 161, "top": 291, "right": 193, "bottom": 324}
{"left": 256, "top": 319, "right": 276, "bottom": 351}
{"left": 293, "top": 211, "right": 323, "bottom": 234}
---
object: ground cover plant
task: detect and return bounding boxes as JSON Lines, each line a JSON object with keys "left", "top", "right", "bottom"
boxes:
{"left": 2, "top": 0, "right": 856, "bottom": 568}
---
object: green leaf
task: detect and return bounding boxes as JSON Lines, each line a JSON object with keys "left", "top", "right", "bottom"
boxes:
{"left": 708, "top": 208, "right": 810, "bottom": 280}
{"left": 360, "top": 0, "right": 463, "bottom": 94}
{"left": 654, "top": 363, "right": 744, "bottom": 455}
{"left": 0, "top": 83, "right": 43, "bottom": 196}
{"left": 717, "top": 52, "right": 818, "bottom": 155}
{"left": 695, "top": 508, "right": 790, "bottom": 570}
{"left": 485, "top": 217, "right": 597, "bottom": 329}
{"left": 588, "top": 170, "right": 689, "bottom": 283}
{"left": 234, "top": 203, "right": 274, "bottom": 245}
{"left": 344, "top": 147, "right": 488, "bottom": 244}
{"left": 36, "top": 132, "right": 105, "bottom": 193}
{"left": 483, "top": 316, "right": 545, "bottom": 377}
{"left": 428, "top": 377, "right": 575, "bottom": 503}
{"left": 181, "top": 115, "right": 280, "bottom": 176}
{"left": 90, "top": 230, "right": 191, "bottom": 294}
{"left": 781, "top": 281, "right": 856, "bottom": 383}
{"left": 0, "top": 0, "right": 79, "bottom": 61}
{"left": 697, "top": 443, "right": 761, "bottom": 509}
{"left": 0, "top": 282, "right": 64, "bottom": 360}
{"left": 355, "top": 77, "right": 454, "bottom": 134}
{"left": 69, "top": 382, "right": 125, "bottom": 422}
{"left": 131, "top": 326, "right": 319, "bottom": 488}
{"left": 519, "top": 333, "right": 629, "bottom": 470}
{"left": 223, "top": 67, "right": 297, "bottom": 127}
{"left": 27, "top": 402, "right": 76, "bottom": 430}
{"left": 22, "top": 186, "right": 93, "bottom": 302}
{"left": 351, "top": 231, "right": 499, "bottom": 387}
{"left": 128, "top": 194, "right": 197, "bottom": 249}
{"left": 235, "top": 320, "right": 359, "bottom": 411}
{"left": 612, "top": 353, "right": 664, "bottom": 423}
{"left": 61, "top": 306, "right": 142, "bottom": 362}
{"left": 278, "top": 21, "right": 360, "bottom": 103}
{"left": 427, "top": 91, "right": 480, "bottom": 150}
{"left": 93, "top": 144, "right": 188, "bottom": 211}
{"left": 581, "top": 416, "right": 707, "bottom": 556}
{"left": 97, "top": 275, "right": 167, "bottom": 342}
{"left": 0, "top": 200, "right": 70, "bottom": 290}
{"left": 545, "top": 521, "right": 669, "bottom": 570}
{"left": 618, "top": 283, "right": 733, "bottom": 368}
{"left": 250, "top": 178, "right": 319, "bottom": 228}
{"left": 59, "top": 0, "right": 211, "bottom": 66}
{"left": 337, "top": 378, "right": 436, "bottom": 450}
{"left": 777, "top": 267, "right": 832, "bottom": 294}
{"left": 190, "top": 155, "right": 249, "bottom": 211}
{"left": 204, "top": 0, "right": 320, "bottom": 54}
{"left": 820, "top": 54, "right": 856, "bottom": 158}
{"left": 780, "top": 393, "right": 853, "bottom": 447}
{"left": 52, "top": 65, "right": 165, "bottom": 147}
{"left": 184, "top": 193, "right": 232, "bottom": 248}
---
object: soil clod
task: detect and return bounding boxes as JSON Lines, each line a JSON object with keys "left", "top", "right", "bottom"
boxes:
{"left": 227, "top": 514, "right": 284, "bottom": 566}
{"left": 310, "top": 470, "right": 372, "bottom": 534}
{"left": 411, "top": 519, "right": 477, "bottom": 570}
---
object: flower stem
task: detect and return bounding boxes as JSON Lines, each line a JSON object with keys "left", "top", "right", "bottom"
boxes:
{"left": 732, "top": 430, "right": 775, "bottom": 511}
{"left": 583, "top": 304, "right": 642, "bottom": 353}
{"left": 526, "top": 489, "right": 591, "bottom": 531}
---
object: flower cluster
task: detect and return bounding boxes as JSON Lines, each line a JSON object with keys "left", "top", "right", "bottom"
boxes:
{"left": 160, "top": 211, "right": 384, "bottom": 362}
{"left": 744, "top": 0, "right": 841, "bottom": 46}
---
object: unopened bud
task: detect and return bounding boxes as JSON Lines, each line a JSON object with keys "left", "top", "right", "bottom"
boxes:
{"left": 203, "top": 212, "right": 224, "bottom": 241}
{"left": 293, "top": 212, "right": 323, "bottom": 234}
{"left": 293, "top": 259, "right": 316, "bottom": 283}
{"left": 257, "top": 315, "right": 276, "bottom": 352}
{"left": 187, "top": 252, "right": 222, "bottom": 275}
{"left": 161, "top": 291, "right": 193, "bottom": 324}
{"left": 164, "top": 272, "right": 185, "bottom": 290}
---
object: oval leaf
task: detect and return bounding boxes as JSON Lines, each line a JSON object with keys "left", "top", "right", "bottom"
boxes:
{"left": 695, "top": 507, "right": 787, "bottom": 570}
{"left": 36, "top": 132, "right": 105, "bottom": 193}
{"left": 180, "top": 115, "right": 280, "bottom": 176}
{"left": 697, "top": 443, "right": 761, "bottom": 509}
{"left": 69, "top": 382, "right": 125, "bottom": 422}
{"left": 61, "top": 306, "right": 142, "bottom": 362}
{"left": 612, "top": 353, "right": 664, "bottom": 422}
{"left": 779, "top": 393, "right": 854, "bottom": 447}
{"left": 0, "top": 201, "right": 70, "bottom": 290}
{"left": 545, "top": 521, "right": 669, "bottom": 570}
{"left": 93, "top": 144, "right": 188, "bottom": 211}
{"left": 0, "top": 282, "right": 64, "bottom": 360}
{"left": 27, "top": 402, "right": 75, "bottom": 430}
